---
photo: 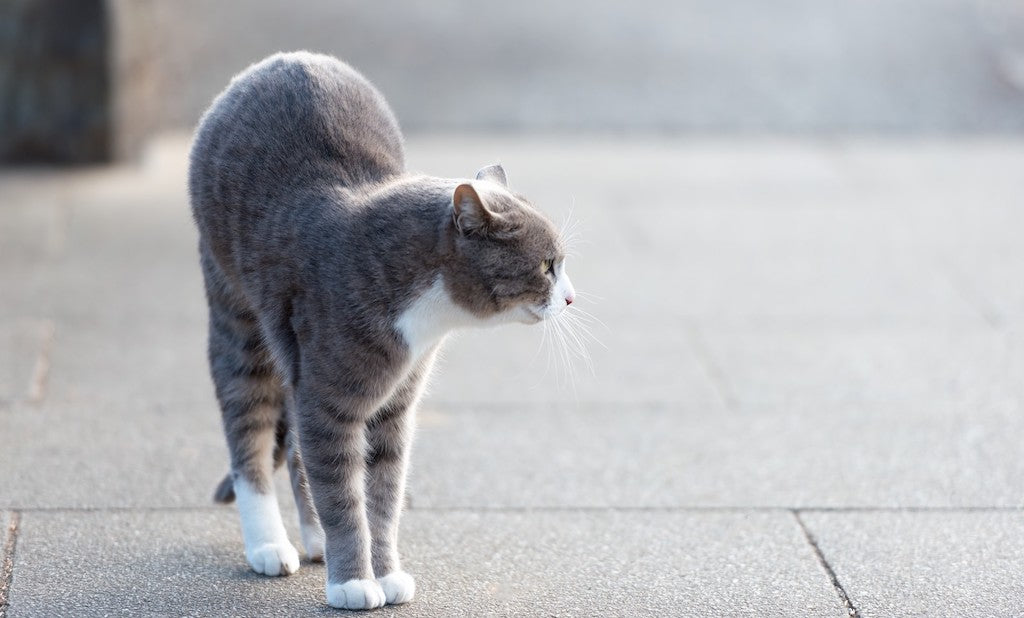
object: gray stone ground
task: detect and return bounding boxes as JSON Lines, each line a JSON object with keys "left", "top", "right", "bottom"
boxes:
{"left": 1, "top": 134, "right": 1024, "bottom": 615}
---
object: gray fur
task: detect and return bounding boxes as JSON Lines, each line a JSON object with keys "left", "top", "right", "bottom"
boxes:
{"left": 189, "top": 52, "right": 564, "bottom": 598}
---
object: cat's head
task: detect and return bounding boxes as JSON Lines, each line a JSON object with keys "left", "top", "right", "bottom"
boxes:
{"left": 444, "top": 164, "right": 575, "bottom": 325}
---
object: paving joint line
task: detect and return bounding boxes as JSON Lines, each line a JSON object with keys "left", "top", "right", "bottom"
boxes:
{"left": 797, "top": 505, "right": 1024, "bottom": 513}
{"left": 406, "top": 505, "right": 792, "bottom": 513}
{"left": 7, "top": 505, "right": 1022, "bottom": 514}
{"left": 7, "top": 505, "right": 226, "bottom": 514}
{"left": 0, "top": 512, "right": 22, "bottom": 618}
{"left": 29, "top": 397, "right": 1020, "bottom": 413}
{"left": 793, "top": 510, "right": 859, "bottom": 618}
{"left": 410, "top": 505, "right": 1024, "bottom": 514}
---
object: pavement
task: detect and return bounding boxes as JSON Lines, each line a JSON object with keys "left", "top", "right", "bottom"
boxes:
{"left": 1, "top": 133, "right": 1024, "bottom": 616}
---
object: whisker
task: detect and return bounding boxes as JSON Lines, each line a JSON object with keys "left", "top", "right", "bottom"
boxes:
{"left": 559, "top": 200, "right": 585, "bottom": 258}
{"left": 559, "top": 314, "right": 596, "bottom": 375}
{"left": 552, "top": 317, "right": 580, "bottom": 399}
{"left": 548, "top": 316, "right": 572, "bottom": 392}
{"left": 567, "top": 305, "right": 611, "bottom": 334}
{"left": 558, "top": 311, "right": 591, "bottom": 353}
{"left": 574, "top": 290, "right": 605, "bottom": 302}
{"left": 563, "top": 311, "right": 607, "bottom": 352}
{"left": 542, "top": 329, "right": 557, "bottom": 388}
{"left": 531, "top": 315, "right": 549, "bottom": 364}
{"left": 560, "top": 199, "right": 576, "bottom": 233}
{"left": 527, "top": 318, "right": 554, "bottom": 390}
{"left": 553, "top": 319, "right": 571, "bottom": 381}
{"left": 565, "top": 307, "right": 600, "bottom": 324}
{"left": 561, "top": 220, "right": 581, "bottom": 241}
{"left": 555, "top": 313, "right": 590, "bottom": 369}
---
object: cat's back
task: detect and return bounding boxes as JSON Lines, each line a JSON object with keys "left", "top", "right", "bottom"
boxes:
{"left": 189, "top": 52, "right": 404, "bottom": 222}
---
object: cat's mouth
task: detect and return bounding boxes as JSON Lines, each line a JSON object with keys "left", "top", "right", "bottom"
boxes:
{"left": 523, "top": 306, "right": 545, "bottom": 324}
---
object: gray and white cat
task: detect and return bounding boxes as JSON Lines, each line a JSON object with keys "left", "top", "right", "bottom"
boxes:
{"left": 188, "top": 52, "right": 575, "bottom": 610}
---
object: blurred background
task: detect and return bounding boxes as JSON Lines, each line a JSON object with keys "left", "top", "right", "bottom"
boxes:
{"left": 2, "top": 1, "right": 1024, "bottom": 615}
{"left": 3, "top": 0, "right": 1024, "bottom": 162}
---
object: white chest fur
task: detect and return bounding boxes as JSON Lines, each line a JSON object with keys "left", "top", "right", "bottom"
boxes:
{"left": 396, "top": 275, "right": 530, "bottom": 362}
{"left": 395, "top": 277, "right": 473, "bottom": 360}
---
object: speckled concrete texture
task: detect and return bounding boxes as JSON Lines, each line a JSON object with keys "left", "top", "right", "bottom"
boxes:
{"left": 801, "top": 511, "right": 1024, "bottom": 616}
{"left": 8, "top": 509, "right": 844, "bottom": 617}
{"left": 2, "top": 135, "right": 1023, "bottom": 615}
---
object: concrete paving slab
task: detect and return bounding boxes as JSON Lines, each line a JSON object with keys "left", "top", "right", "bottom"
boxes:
{"left": 17, "top": 170, "right": 214, "bottom": 405}
{"left": 0, "top": 400, "right": 227, "bottom": 509}
{"left": 0, "top": 270, "right": 52, "bottom": 326}
{"left": 571, "top": 220, "right": 982, "bottom": 325}
{"left": 38, "top": 297, "right": 712, "bottom": 409}
{"left": 700, "top": 326, "right": 1020, "bottom": 407}
{"left": 410, "top": 401, "right": 1024, "bottom": 509}
{"left": 8, "top": 509, "right": 844, "bottom": 617}
{"left": 7, "top": 136, "right": 1021, "bottom": 332}
{"left": 45, "top": 179, "right": 205, "bottom": 325}
{"left": 0, "top": 320, "right": 50, "bottom": 406}
{"left": 428, "top": 317, "right": 724, "bottom": 407}
{"left": 4, "top": 136, "right": 1024, "bottom": 616}
{"left": 0, "top": 155, "right": 199, "bottom": 324}
{"left": 833, "top": 140, "right": 1024, "bottom": 197}
{"left": 0, "top": 193, "right": 63, "bottom": 270}
{"left": 2, "top": 137, "right": 1023, "bottom": 514}
{"left": 0, "top": 183, "right": 63, "bottom": 322}
{"left": 42, "top": 313, "right": 211, "bottom": 405}
{"left": 3, "top": 395, "right": 1022, "bottom": 511}
{"left": 0, "top": 170, "right": 206, "bottom": 401}
{"left": 406, "top": 136, "right": 1018, "bottom": 325}
{"left": 950, "top": 248, "right": 1024, "bottom": 323}
{"left": 800, "top": 511, "right": 1024, "bottom": 617}
{"left": 578, "top": 246, "right": 982, "bottom": 324}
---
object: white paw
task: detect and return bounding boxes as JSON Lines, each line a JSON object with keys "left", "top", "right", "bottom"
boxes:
{"left": 326, "top": 578, "right": 386, "bottom": 610}
{"left": 246, "top": 541, "right": 300, "bottom": 576}
{"left": 377, "top": 570, "right": 416, "bottom": 605}
{"left": 301, "top": 523, "right": 326, "bottom": 562}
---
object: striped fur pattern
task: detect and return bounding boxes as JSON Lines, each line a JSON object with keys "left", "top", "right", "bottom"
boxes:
{"left": 188, "top": 52, "right": 574, "bottom": 610}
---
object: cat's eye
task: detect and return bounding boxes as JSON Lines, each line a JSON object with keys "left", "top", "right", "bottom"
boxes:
{"left": 541, "top": 259, "right": 554, "bottom": 275}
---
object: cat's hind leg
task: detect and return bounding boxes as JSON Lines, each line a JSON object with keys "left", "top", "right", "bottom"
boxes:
{"left": 205, "top": 260, "right": 299, "bottom": 576}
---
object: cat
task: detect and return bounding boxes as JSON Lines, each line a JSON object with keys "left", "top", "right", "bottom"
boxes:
{"left": 188, "top": 51, "right": 575, "bottom": 610}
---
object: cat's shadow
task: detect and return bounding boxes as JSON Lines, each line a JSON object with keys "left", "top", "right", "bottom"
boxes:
{"left": 47, "top": 539, "right": 373, "bottom": 615}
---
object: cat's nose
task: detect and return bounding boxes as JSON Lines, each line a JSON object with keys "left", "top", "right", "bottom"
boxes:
{"left": 565, "top": 295, "right": 574, "bottom": 306}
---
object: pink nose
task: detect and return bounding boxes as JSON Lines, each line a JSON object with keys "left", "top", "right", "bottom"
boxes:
{"left": 565, "top": 295, "right": 574, "bottom": 306}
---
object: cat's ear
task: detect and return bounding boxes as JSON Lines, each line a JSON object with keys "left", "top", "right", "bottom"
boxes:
{"left": 475, "top": 164, "right": 508, "bottom": 187}
{"left": 452, "top": 183, "right": 499, "bottom": 237}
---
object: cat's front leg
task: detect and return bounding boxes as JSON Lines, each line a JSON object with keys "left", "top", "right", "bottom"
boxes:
{"left": 365, "top": 361, "right": 431, "bottom": 605}
{"left": 295, "top": 385, "right": 385, "bottom": 610}
{"left": 366, "top": 400, "right": 416, "bottom": 605}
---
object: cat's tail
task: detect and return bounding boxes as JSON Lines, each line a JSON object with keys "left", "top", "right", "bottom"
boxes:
{"left": 212, "top": 421, "right": 289, "bottom": 504}
{"left": 213, "top": 473, "right": 235, "bottom": 503}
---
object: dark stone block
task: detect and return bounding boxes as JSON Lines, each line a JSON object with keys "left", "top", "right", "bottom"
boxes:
{"left": 0, "top": 0, "right": 111, "bottom": 164}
